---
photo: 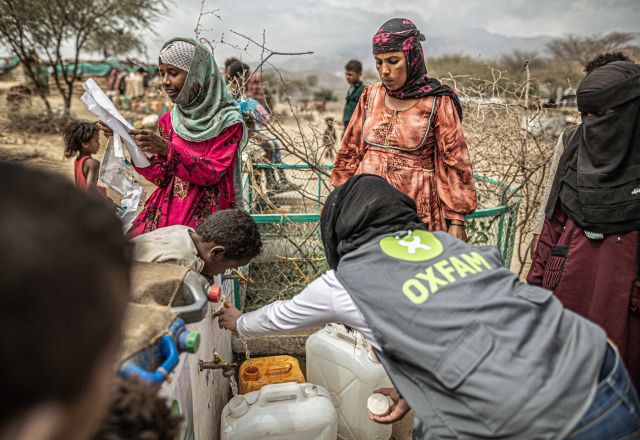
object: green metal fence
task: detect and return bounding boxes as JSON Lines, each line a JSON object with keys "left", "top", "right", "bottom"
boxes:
{"left": 240, "top": 164, "right": 520, "bottom": 311}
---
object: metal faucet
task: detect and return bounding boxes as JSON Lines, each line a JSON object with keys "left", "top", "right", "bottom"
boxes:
{"left": 221, "top": 269, "right": 255, "bottom": 284}
{"left": 199, "top": 352, "right": 237, "bottom": 377}
{"left": 212, "top": 306, "right": 224, "bottom": 319}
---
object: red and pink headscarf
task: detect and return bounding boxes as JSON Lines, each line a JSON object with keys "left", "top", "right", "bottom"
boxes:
{"left": 373, "top": 18, "right": 462, "bottom": 119}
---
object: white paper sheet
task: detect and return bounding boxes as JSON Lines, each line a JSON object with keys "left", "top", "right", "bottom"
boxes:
{"left": 81, "top": 78, "right": 151, "bottom": 167}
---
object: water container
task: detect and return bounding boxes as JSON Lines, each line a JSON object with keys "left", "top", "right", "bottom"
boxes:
{"left": 306, "top": 324, "right": 393, "bottom": 440}
{"left": 239, "top": 355, "right": 305, "bottom": 394}
{"left": 220, "top": 382, "right": 338, "bottom": 440}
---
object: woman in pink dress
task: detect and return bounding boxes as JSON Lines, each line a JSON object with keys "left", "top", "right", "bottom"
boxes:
{"left": 102, "top": 38, "right": 246, "bottom": 237}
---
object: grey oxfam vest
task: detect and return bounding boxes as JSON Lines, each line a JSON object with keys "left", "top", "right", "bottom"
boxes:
{"left": 335, "top": 230, "right": 606, "bottom": 440}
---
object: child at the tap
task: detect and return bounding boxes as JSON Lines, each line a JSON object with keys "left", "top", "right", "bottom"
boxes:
{"left": 130, "top": 209, "right": 262, "bottom": 278}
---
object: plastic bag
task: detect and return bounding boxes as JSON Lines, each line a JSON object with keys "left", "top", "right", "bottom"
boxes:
{"left": 99, "top": 138, "right": 146, "bottom": 232}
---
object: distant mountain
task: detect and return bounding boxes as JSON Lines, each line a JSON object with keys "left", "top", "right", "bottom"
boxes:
{"left": 277, "top": 27, "right": 554, "bottom": 74}
{"left": 427, "top": 28, "right": 553, "bottom": 58}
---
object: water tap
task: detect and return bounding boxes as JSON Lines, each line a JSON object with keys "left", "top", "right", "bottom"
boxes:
{"left": 212, "top": 305, "right": 224, "bottom": 319}
{"left": 221, "top": 269, "right": 254, "bottom": 285}
{"left": 199, "top": 352, "right": 237, "bottom": 377}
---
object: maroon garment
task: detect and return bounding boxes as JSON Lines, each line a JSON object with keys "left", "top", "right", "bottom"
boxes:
{"left": 528, "top": 204, "right": 640, "bottom": 388}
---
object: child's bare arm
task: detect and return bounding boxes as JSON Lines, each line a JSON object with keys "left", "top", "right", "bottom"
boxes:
{"left": 84, "top": 158, "right": 101, "bottom": 192}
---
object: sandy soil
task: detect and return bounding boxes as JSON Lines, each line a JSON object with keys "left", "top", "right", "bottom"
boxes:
{"left": 0, "top": 90, "right": 104, "bottom": 179}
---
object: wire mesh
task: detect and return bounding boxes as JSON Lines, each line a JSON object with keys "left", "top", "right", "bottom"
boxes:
{"left": 466, "top": 175, "right": 521, "bottom": 266}
{"left": 242, "top": 164, "right": 332, "bottom": 215}
{"left": 240, "top": 165, "right": 520, "bottom": 311}
{"left": 243, "top": 217, "right": 326, "bottom": 311}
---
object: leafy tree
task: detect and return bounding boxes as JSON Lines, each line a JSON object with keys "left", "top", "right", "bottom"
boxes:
{"left": 534, "top": 32, "right": 638, "bottom": 94}
{"left": 86, "top": 28, "right": 146, "bottom": 59}
{"left": 0, "top": 0, "right": 167, "bottom": 115}
{"left": 313, "top": 87, "right": 336, "bottom": 102}
{"left": 546, "top": 32, "right": 636, "bottom": 69}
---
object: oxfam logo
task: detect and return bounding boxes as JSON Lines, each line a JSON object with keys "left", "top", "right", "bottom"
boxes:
{"left": 380, "top": 230, "right": 443, "bottom": 262}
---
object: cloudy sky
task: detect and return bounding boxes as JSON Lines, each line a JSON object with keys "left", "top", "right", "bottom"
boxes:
{"left": 145, "top": 0, "right": 639, "bottom": 69}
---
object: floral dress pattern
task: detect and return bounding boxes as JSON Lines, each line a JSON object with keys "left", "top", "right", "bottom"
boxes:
{"left": 127, "top": 112, "right": 242, "bottom": 237}
{"left": 331, "top": 83, "right": 477, "bottom": 230}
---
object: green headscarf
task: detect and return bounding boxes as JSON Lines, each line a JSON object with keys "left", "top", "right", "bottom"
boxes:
{"left": 161, "top": 37, "right": 247, "bottom": 147}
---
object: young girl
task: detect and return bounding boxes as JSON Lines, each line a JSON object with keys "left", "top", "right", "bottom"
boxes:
{"left": 64, "top": 119, "right": 107, "bottom": 195}
{"left": 102, "top": 38, "right": 247, "bottom": 238}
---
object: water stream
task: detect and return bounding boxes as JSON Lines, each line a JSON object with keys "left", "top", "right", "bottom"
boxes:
{"left": 229, "top": 375, "right": 239, "bottom": 397}
{"left": 217, "top": 291, "right": 253, "bottom": 396}
{"left": 239, "top": 334, "right": 254, "bottom": 367}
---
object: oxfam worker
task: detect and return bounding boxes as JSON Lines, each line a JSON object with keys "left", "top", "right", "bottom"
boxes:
{"left": 219, "top": 175, "right": 639, "bottom": 439}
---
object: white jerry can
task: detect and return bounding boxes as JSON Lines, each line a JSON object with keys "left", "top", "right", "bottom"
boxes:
{"left": 306, "top": 324, "right": 393, "bottom": 440}
{"left": 220, "top": 382, "right": 338, "bottom": 440}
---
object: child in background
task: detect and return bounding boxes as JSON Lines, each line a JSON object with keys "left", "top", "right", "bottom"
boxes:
{"left": 63, "top": 119, "right": 107, "bottom": 195}
{"left": 92, "top": 377, "right": 182, "bottom": 440}
{"left": 342, "top": 59, "right": 365, "bottom": 133}
{"left": 238, "top": 98, "right": 294, "bottom": 193}
{"left": 226, "top": 60, "right": 250, "bottom": 100}
{"left": 323, "top": 116, "right": 337, "bottom": 161}
{"left": 130, "top": 209, "right": 262, "bottom": 278}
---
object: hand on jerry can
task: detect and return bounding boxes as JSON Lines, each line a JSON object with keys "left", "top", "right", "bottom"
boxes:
{"left": 218, "top": 301, "right": 242, "bottom": 332}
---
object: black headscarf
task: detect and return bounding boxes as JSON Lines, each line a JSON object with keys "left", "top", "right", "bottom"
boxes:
{"left": 549, "top": 61, "right": 640, "bottom": 234}
{"left": 321, "top": 174, "right": 427, "bottom": 270}
{"left": 372, "top": 18, "right": 463, "bottom": 120}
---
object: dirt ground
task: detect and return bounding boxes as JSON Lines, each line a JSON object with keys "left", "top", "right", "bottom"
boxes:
{"left": 0, "top": 84, "right": 105, "bottom": 180}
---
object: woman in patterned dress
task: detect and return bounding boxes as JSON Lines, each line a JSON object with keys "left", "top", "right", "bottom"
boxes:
{"left": 331, "top": 19, "right": 476, "bottom": 241}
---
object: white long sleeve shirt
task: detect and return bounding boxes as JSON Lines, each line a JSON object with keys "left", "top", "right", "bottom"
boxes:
{"left": 237, "top": 270, "right": 380, "bottom": 349}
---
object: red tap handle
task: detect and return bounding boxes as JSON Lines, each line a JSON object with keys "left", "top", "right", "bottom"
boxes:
{"left": 209, "top": 285, "right": 222, "bottom": 302}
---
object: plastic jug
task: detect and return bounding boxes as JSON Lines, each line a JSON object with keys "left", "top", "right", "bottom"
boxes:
{"left": 220, "top": 382, "right": 338, "bottom": 440}
{"left": 238, "top": 355, "right": 305, "bottom": 394}
{"left": 306, "top": 324, "right": 393, "bottom": 440}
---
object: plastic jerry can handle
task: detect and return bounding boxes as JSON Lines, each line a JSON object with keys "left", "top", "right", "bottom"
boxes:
{"left": 265, "top": 363, "right": 293, "bottom": 376}
{"left": 170, "top": 272, "right": 208, "bottom": 324}
{"left": 264, "top": 391, "right": 297, "bottom": 403}
{"left": 334, "top": 329, "right": 360, "bottom": 345}
{"left": 259, "top": 383, "right": 301, "bottom": 403}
